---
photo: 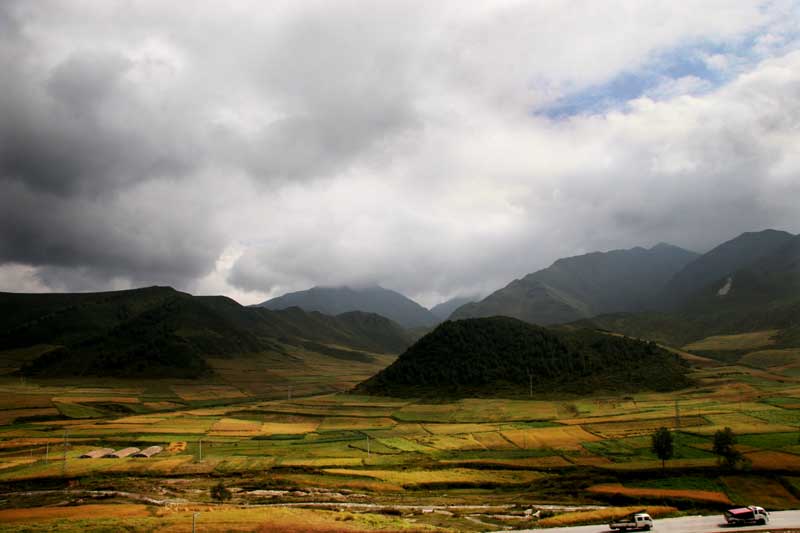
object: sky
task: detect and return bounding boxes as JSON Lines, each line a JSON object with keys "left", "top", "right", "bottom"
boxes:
{"left": 1, "top": 0, "right": 799, "bottom": 308}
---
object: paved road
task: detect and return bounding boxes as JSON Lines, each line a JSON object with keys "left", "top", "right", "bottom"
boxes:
{"left": 495, "top": 510, "right": 800, "bottom": 533}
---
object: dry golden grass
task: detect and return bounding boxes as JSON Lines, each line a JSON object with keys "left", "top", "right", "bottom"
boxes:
{"left": 744, "top": 450, "right": 800, "bottom": 471}
{"left": 470, "top": 431, "right": 518, "bottom": 450}
{"left": 587, "top": 483, "right": 732, "bottom": 505}
{"left": 318, "top": 417, "right": 396, "bottom": 431}
{"left": 440, "top": 455, "right": 572, "bottom": 468}
{"left": 502, "top": 426, "right": 600, "bottom": 450}
{"left": 209, "top": 417, "right": 263, "bottom": 436}
{"left": 0, "top": 437, "right": 86, "bottom": 449}
{"left": 600, "top": 458, "right": 717, "bottom": 470}
{"left": 0, "top": 457, "right": 38, "bottom": 471}
{"left": 690, "top": 412, "right": 796, "bottom": 435}
{"left": 684, "top": 330, "right": 778, "bottom": 351}
{"left": 584, "top": 415, "right": 708, "bottom": 438}
{"left": 172, "top": 385, "right": 248, "bottom": 401}
{"left": 324, "top": 467, "right": 544, "bottom": 487}
{"left": 422, "top": 423, "right": 500, "bottom": 435}
{"left": 409, "top": 434, "right": 484, "bottom": 451}
{"left": 537, "top": 505, "right": 676, "bottom": 528}
{"left": 0, "top": 503, "right": 437, "bottom": 532}
{"left": 0, "top": 503, "right": 150, "bottom": 522}
{"left": 261, "top": 420, "right": 320, "bottom": 435}
{"left": 721, "top": 475, "right": 800, "bottom": 509}
{"left": 111, "top": 415, "right": 168, "bottom": 424}
{"left": 281, "top": 457, "right": 363, "bottom": 467}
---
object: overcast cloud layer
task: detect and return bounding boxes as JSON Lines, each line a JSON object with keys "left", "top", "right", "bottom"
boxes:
{"left": 1, "top": 0, "right": 799, "bottom": 307}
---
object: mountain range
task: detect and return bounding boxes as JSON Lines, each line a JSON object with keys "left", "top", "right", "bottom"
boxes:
{"left": 257, "top": 285, "right": 439, "bottom": 328}
{"left": 450, "top": 243, "right": 699, "bottom": 325}
{"left": 2, "top": 228, "right": 797, "bottom": 385}
{"left": 0, "top": 287, "right": 413, "bottom": 378}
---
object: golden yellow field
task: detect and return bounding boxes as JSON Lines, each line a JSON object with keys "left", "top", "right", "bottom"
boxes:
{"left": 502, "top": 426, "right": 600, "bottom": 450}
{"left": 323, "top": 467, "right": 544, "bottom": 487}
{"left": 587, "top": 483, "right": 732, "bottom": 505}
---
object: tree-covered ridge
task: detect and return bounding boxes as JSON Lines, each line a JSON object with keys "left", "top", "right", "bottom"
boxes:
{"left": 0, "top": 287, "right": 414, "bottom": 379}
{"left": 356, "top": 317, "right": 692, "bottom": 397}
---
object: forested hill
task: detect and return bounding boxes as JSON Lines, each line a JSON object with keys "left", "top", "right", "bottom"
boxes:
{"left": 355, "top": 317, "right": 692, "bottom": 397}
{"left": 0, "top": 287, "right": 413, "bottom": 379}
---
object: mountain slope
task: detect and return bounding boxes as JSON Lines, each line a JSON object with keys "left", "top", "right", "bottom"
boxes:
{"left": 258, "top": 285, "right": 438, "bottom": 328}
{"left": 355, "top": 317, "right": 691, "bottom": 397}
{"left": 451, "top": 243, "right": 698, "bottom": 325}
{"left": 430, "top": 296, "right": 475, "bottom": 320}
{"left": 0, "top": 287, "right": 413, "bottom": 378}
{"left": 659, "top": 229, "right": 795, "bottom": 310}
{"left": 576, "top": 234, "right": 800, "bottom": 347}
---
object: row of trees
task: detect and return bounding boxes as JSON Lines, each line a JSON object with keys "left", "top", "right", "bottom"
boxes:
{"left": 651, "top": 426, "right": 742, "bottom": 468}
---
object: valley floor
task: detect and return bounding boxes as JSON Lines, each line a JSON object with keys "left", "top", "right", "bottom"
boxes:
{"left": 3, "top": 329, "right": 800, "bottom": 531}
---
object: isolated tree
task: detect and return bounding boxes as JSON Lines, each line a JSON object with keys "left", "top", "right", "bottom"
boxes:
{"left": 713, "top": 427, "right": 742, "bottom": 468}
{"left": 210, "top": 480, "right": 231, "bottom": 503}
{"left": 651, "top": 426, "right": 674, "bottom": 469}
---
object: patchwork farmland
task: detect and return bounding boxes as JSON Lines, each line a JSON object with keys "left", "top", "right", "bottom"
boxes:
{"left": 3, "top": 330, "right": 800, "bottom": 531}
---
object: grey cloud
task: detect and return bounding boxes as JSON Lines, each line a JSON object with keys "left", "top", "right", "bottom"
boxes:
{"left": 0, "top": 1, "right": 798, "bottom": 305}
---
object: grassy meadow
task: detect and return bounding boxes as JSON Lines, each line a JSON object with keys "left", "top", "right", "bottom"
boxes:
{"left": 2, "top": 329, "right": 800, "bottom": 531}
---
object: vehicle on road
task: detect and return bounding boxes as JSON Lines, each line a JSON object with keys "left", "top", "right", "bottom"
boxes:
{"left": 724, "top": 506, "right": 769, "bottom": 526}
{"left": 608, "top": 511, "right": 653, "bottom": 531}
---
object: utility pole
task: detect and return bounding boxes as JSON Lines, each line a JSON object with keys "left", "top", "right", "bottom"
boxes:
{"left": 288, "top": 384, "right": 292, "bottom": 401}
{"left": 192, "top": 512, "right": 198, "bottom": 533}
{"left": 45, "top": 442, "right": 49, "bottom": 464}
{"left": 199, "top": 439, "right": 203, "bottom": 461}
{"left": 366, "top": 436, "right": 370, "bottom": 458}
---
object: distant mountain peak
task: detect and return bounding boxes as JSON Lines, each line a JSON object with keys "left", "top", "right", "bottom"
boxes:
{"left": 451, "top": 242, "right": 698, "bottom": 325}
{"left": 659, "top": 228, "right": 796, "bottom": 310}
{"left": 258, "top": 284, "right": 438, "bottom": 328}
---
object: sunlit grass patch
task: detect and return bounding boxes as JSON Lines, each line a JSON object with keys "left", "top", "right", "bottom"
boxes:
{"left": 722, "top": 475, "right": 800, "bottom": 509}
{"left": 281, "top": 457, "right": 363, "bottom": 467}
{"left": 690, "top": 412, "right": 796, "bottom": 435}
{"left": 393, "top": 398, "right": 558, "bottom": 423}
{"left": 502, "top": 426, "right": 600, "bottom": 450}
{"left": 260, "top": 419, "right": 321, "bottom": 435}
{"left": 684, "top": 330, "right": 779, "bottom": 351}
{"left": 409, "top": 434, "right": 484, "bottom": 451}
{"left": 741, "top": 348, "right": 800, "bottom": 369}
{"left": 440, "top": 455, "right": 572, "bottom": 468}
{"left": 209, "top": 418, "right": 263, "bottom": 436}
{"left": 743, "top": 450, "right": 800, "bottom": 471}
{"left": 470, "top": 431, "right": 517, "bottom": 450}
{"left": 323, "top": 467, "right": 544, "bottom": 487}
{"left": 318, "top": 417, "right": 396, "bottom": 431}
{"left": 378, "top": 437, "right": 438, "bottom": 453}
{"left": 587, "top": 483, "right": 732, "bottom": 505}
{"left": 0, "top": 503, "right": 439, "bottom": 532}
{"left": 584, "top": 415, "right": 707, "bottom": 439}
{"left": 172, "top": 385, "right": 248, "bottom": 401}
